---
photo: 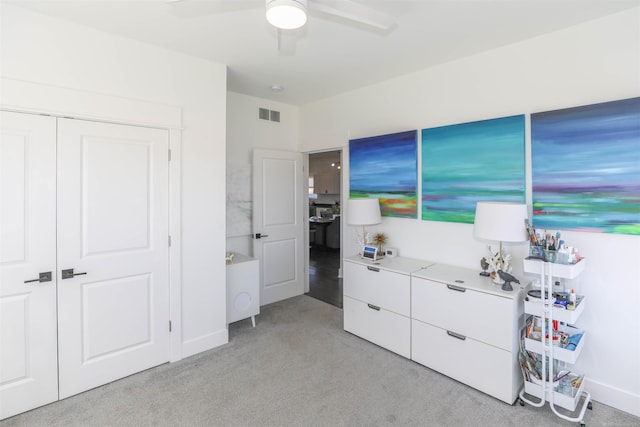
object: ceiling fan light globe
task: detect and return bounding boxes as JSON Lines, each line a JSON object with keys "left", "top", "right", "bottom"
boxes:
{"left": 266, "top": 0, "right": 307, "bottom": 30}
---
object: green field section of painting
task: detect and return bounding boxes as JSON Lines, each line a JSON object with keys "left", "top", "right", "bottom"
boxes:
{"left": 422, "top": 187, "right": 525, "bottom": 224}
{"left": 351, "top": 191, "right": 417, "bottom": 218}
{"left": 533, "top": 192, "right": 640, "bottom": 235}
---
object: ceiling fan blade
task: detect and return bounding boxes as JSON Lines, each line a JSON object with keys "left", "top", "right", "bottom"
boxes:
{"left": 166, "top": 0, "right": 260, "bottom": 19}
{"left": 277, "top": 29, "right": 298, "bottom": 55}
{"left": 309, "top": 0, "right": 395, "bottom": 31}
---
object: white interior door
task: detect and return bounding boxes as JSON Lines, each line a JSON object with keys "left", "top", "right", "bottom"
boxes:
{"left": 252, "top": 149, "right": 304, "bottom": 305}
{"left": 0, "top": 111, "right": 58, "bottom": 419}
{"left": 56, "top": 118, "right": 170, "bottom": 399}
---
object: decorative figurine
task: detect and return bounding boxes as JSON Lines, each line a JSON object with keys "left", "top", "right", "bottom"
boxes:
{"left": 372, "top": 232, "right": 388, "bottom": 255}
{"left": 497, "top": 270, "right": 520, "bottom": 291}
{"left": 480, "top": 257, "right": 490, "bottom": 276}
{"left": 485, "top": 245, "right": 512, "bottom": 285}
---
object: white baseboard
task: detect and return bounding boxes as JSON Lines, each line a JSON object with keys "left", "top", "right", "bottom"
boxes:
{"left": 181, "top": 328, "right": 229, "bottom": 359}
{"left": 586, "top": 377, "right": 640, "bottom": 417}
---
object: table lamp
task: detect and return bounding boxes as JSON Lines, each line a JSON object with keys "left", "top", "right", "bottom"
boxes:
{"left": 473, "top": 202, "right": 528, "bottom": 287}
{"left": 347, "top": 198, "right": 382, "bottom": 247}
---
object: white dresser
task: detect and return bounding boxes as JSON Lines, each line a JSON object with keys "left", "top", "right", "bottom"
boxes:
{"left": 343, "top": 256, "right": 432, "bottom": 358}
{"left": 412, "top": 264, "right": 525, "bottom": 404}
{"left": 343, "top": 255, "right": 525, "bottom": 404}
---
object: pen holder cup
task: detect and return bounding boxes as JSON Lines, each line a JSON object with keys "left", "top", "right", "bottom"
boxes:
{"left": 545, "top": 250, "right": 557, "bottom": 263}
{"left": 529, "top": 246, "right": 556, "bottom": 263}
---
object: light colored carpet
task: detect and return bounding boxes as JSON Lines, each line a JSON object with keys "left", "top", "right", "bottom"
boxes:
{"left": 2, "top": 295, "right": 638, "bottom": 426}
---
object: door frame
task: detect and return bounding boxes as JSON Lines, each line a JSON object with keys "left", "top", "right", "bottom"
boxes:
{"left": 304, "top": 148, "right": 344, "bottom": 294}
{"left": 0, "top": 78, "right": 183, "bottom": 362}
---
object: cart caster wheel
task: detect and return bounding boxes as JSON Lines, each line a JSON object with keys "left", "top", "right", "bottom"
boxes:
{"left": 588, "top": 401, "right": 593, "bottom": 410}
{"left": 519, "top": 398, "right": 525, "bottom": 407}
{"left": 580, "top": 422, "right": 585, "bottom": 427}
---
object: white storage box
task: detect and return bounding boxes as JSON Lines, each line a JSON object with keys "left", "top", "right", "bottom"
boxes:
{"left": 524, "top": 325, "right": 585, "bottom": 364}
{"left": 524, "top": 372, "right": 585, "bottom": 411}
{"left": 524, "top": 296, "right": 586, "bottom": 325}
{"left": 523, "top": 258, "right": 586, "bottom": 279}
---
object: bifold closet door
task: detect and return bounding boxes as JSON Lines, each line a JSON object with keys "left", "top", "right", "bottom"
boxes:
{"left": 0, "top": 111, "right": 59, "bottom": 419}
{"left": 56, "top": 118, "right": 170, "bottom": 399}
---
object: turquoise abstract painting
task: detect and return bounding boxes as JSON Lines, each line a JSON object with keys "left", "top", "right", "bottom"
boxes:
{"left": 531, "top": 97, "right": 640, "bottom": 235}
{"left": 422, "top": 115, "right": 526, "bottom": 224}
{"left": 349, "top": 130, "right": 417, "bottom": 218}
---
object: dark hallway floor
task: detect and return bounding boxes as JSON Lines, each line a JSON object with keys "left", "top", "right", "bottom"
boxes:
{"left": 307, "top": 246, "right": 342, "bottom": 308}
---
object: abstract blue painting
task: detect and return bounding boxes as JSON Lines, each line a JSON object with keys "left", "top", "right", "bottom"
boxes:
{"left": 349, "top": 130, "right": 417, "bottom": 218}
{"left": 531, "top": 97, "right": 640, "bottom": 235}
{"left": 422, "top": 115, "right": 526, "bottom": 224}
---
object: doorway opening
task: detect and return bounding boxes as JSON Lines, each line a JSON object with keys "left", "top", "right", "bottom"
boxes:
{"left": 306, "top": 150, "right": 342, "bottom": 308}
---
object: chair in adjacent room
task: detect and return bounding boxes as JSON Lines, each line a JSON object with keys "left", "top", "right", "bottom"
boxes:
{"left": 325, "top": 216, "right": 340, "bottom": 249}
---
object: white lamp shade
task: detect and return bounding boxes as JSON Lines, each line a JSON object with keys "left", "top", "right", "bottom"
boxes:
{"left": 266, "top": 0, "right": 307, "bottom": 30}
{"left": 347, "top": 198, "right": 382, "bottom": 226}
{"left": 473, "top": 202, "right": 528, "bottom": 243}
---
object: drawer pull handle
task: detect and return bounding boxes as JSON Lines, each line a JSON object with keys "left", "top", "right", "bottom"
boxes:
{"left": 367, "top": 266, "right": 380, "bottom": 272}
{"left": 447, "top": 330, "right": 466, "bottom": 341}
{"left": 367, "top": 303, "right": 381, "bottom": 311}
{"left": 447, "top": 284, "right": 466, "bottom": 292}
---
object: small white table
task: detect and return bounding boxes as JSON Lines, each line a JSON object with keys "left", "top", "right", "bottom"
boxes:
{"left": 226, "top": 253, "right": 260, "bottom": 327}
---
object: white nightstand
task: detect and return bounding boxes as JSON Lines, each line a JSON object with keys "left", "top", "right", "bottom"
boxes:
{"left": 226, "top": 253, "right": 259, "bottom": 327}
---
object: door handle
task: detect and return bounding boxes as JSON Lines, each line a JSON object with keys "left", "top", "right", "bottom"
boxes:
{"left": 446, "top": 284, "right": 466, "bottom": 292}
{"left": 253, "top": 233, "right": 269, "bottom": 239}
{"left": 367, "top": 303, "right": 381, "bottom": 311}
{"left": 367, "top": 266, "right": 380, "bottom": 272}
{"left": 61, "top": 268, "right": 87, "bottom": 280}
{"left": 24, "top": 271, "right": 52, "bottom": 283}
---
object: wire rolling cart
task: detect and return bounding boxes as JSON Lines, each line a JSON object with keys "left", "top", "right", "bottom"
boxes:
{"left": 518, "top": 257, "right": 592, "bottom": 426}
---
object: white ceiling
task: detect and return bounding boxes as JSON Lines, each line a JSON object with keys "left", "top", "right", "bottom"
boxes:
{"left": 6, "top": 0, "right": 639, "bottom": 105}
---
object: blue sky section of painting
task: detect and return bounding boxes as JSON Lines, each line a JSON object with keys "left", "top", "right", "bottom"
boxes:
{"left": 531, "top": 97, "right": 640, "bottom": 235}
{"left": 349, "top": 130, "right": 417, "bottom": 194}
{"left": 422, "top": 115, "right": 526, "bottom": 223}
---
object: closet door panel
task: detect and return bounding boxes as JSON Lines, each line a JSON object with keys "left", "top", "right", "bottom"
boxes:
{"left": 0, "top": 111, "right": 58, "bottom": 420}
{"left": 56, "top": 119, "right": 170, "bottom": 399}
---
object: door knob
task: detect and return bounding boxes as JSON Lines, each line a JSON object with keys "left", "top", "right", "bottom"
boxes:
{"left": 24, "top": 271, "right": 52, "bottom": 283}
{"left": 61, "top": 268, "right": 87, "bottom": 280}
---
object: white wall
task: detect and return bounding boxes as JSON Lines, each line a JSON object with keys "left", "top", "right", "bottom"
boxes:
{"left": 300, "top": 8, "right": 640, "bottom": 416}
{"left": 226, "top": 92, "right": 300, "bottom": 256}
{"left": 1, "top": 4, "right": 228, "bottom": 358}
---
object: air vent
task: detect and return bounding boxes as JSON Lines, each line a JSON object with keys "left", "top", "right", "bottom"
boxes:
{"left": 258, "top": 107, "right": 281, "bottom": 123}
{"left": 258, "top": 108, "right": 270, "bottom": 120}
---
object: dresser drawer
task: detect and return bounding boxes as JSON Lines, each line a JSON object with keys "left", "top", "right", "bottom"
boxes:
{"left": 412, "top": 276, "right": 513, "bottom": 350}
{"left": 344, "top": 296, "right": 410, "bottom": 358}
{"left": 343, "top": 260, "right": 410, "bottom": 316}
{"left": 411, "top": 319, "right": 518, "bottom": 404}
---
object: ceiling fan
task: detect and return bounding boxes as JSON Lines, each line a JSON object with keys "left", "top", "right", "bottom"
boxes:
{"left": 168, "top": 0, "right": 396, "bottom": 55}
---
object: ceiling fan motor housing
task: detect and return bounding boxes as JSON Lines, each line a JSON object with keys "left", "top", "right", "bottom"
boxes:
{"left": 266, "top": 0, "right": 308, "bottom": 30}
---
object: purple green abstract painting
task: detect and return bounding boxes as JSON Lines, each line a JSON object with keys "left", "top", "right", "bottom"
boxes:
{"left": 349, "top": 130, "right": 417, "bottom": 218}
{"left": 422, "top": 115, "right": 525, "bottom": 224}
{"left": 531, "top": 97, "right": 640, "bottom": 235}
